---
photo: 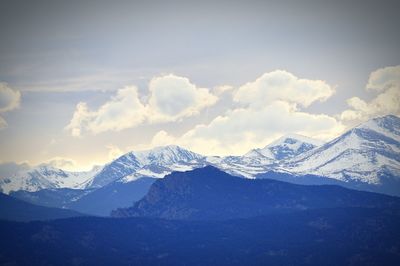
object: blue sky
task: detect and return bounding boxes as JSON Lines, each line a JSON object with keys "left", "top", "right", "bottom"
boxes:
{"left": 0, "top": 0, "right": 399, "bottom": 170}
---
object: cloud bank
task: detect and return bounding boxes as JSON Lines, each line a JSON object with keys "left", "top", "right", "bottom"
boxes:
{"left": 66, "top": 74, "right": 217, "bottom": 136}
{"left": 66, "top": 68, "right": 397, "bottom": 157}
{"left": 140, "top": 71, "right": 343, "bottom": 156}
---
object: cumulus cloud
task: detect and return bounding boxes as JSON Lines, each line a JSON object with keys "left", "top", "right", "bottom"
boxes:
{"left": 366, "top": 65, "right": 400, "bottom": 91}
{"left": 106, "top": 144, "right": 124, "bottom": 160}
{"left": 150, "top": 130, "right": 176, "bottom": 147}
{"left": 234, "top": 70, "right": 335, "bottom": 109}
{"left": 214, "top": 85, "right": 234, "bottom": 95}
{"left": 66, "top": 74, "right": 217, "bottom": 136}
{"left": 147, "top": 74, "right": 217, "bottom": 123}
{"left": 0, "top": 83, "right": 21, "bottom": 129}
{"left": 66, "top": 86, "right": 147, "bottom": 136}
{"left": 340, "top": 65, "right": 400, "bottom": 125}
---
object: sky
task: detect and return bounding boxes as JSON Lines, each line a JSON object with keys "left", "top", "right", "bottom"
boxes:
{"left": 0, "top": 0, "right": 399, "bottom": 171}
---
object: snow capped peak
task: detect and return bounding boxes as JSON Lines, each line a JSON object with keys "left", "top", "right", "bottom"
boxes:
{"left": 244, "top": 149, "right": 269, "bottom": 158}
{"left": 131, "top": 145, "right": 204, "bottom": 166}
{"left": 89, "top": 145, "right": 207, "bottom": 187}
{"left": 355, "top": 114, "right": 400, "bottom": 141}
{"left": 33, "top": 164, "right": 68, "bottom": 177}
{"left": 370, "top": 114, "right": 400, "bottom": 130}
{"left": 0, "top": 164, "right": 102, "bottom": 194}
{"left": 244, "top": 134, "right": 322, "bottom": 161}
{"left": 283, "top": 115, "right": 400, "bottom": 184}
{"left": 268, "top": 133, "right": 324, "bottom": 148}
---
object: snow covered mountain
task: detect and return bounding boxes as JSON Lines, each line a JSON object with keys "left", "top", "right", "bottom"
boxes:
{"left": 0, "top": 146, "right": 206, "bottom": 194}
{"left": 0, "top": 165, "right": 102, "bottom": 194}
{"left": 88, "top": 145, "right": 207, "bottom": 188}
{"left": 208, "top": 134, "right": 323, "bottom": 177}
{"left": 1, "top": 115, "right": 399, "bottom": 196}
{"left": 281, "top": 115, "right": 400, "bottom": 187}
{"left": 246, "top": 134, "right": 323, "bottom": 160}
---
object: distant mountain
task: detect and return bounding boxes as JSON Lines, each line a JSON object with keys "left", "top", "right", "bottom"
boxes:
{"left": 10, "top": 178, "right": 156, "bottom": 216}
{"left": 0, "top": 164, "right": 102, "bottom": 194}
{"left": 208, "top": 134, "right": 322, "bottom": 177}
{"left": 2, "top": 208, "right": 399, "bottom": 265}
{"left": 112, "top": 166, "right": 400, "bottom": 220}
{"left": 280, "top": 115, "right": 400, "bottom": 195}
{"left": 68, "top": 177, "right": 156, "bottom": 216}
{"left": 0, "top": 146, "right": 205, "bottom": 195}
{"left": 88, "top": 145, "right": 206, "bottom": 188}
{"left": 1, "top": 146, "right": 205, "bottom": 215}
{"left": 246, "top": 133, "right": 323, "bottom": 160}
{"left": 10, "top": 187, "right": 93, "bottom": 209}
{"left": 0, "top": 192, "right": 85, "bottom": 221}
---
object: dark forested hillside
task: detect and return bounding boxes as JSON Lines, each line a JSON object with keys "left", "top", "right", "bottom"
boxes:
{"left": 112, "top": 166, "right": 400, "bottom": 220}
{"left": 0, "top": 193, "right": 84, "bottom": 221}
{"left": 1, "top": 207, "right": 399, "bottom": 265}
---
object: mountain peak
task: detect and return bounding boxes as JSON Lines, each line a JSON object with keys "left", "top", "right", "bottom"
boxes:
{"left": 352, "top": 114, "right": 400, "bottom": 143}
{"left": 88, "top": 145, "right": 206, "bottom": 188}
{"left": 268, "top": 133, "right": 324, "bottom": 148}
{"left": 131, "top": 145, "right": 204, "bottom": 166}
{"left": 283, "top": 115, "right": 400, "bottom": 187}
{"left": 244, "top": 134, "right": 322, "bottom": 160}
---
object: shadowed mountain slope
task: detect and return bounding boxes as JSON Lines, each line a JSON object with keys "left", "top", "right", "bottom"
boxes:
{"left": 112, "top": 166, "right": 400, "bottom": 220}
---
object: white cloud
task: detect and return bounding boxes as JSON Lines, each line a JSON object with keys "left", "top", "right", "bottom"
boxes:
{"left": 150, "top": 130, "right": 176, "bottom": 147}
{"left": 45, "top": 157, "right": 77, "bottom": 170}
{"left": 66, "top": 86, "right": 147, "bottom": 136}
{"left": 0, "top": 161, "right": 31, "bottom": 178}
{"left": 106, "top": 144, "right": 124, "bottom": 160}
{"left": 340, "top": 65, "right": 400, "bottom": 125}
{"left": 0, "top": 83, "right": 21, "bottom": 129}
{"left": 147, "top": 74, "right": 217, "bottom": 123}
{"left": 66, "top": 74, "right": 218, "bottom": 136}
{"left": 214, "top": 85, "right": 234, "bottom": 95}
{"left": 366, "top": 65, "right": 400, "bottom": 91}
{"left": 233, "top": 70, "right": 335, "bottom": 109}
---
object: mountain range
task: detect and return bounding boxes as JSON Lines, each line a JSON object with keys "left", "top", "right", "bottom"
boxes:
{"left": 1, "top": 115, "right": 399, "bottom": 215}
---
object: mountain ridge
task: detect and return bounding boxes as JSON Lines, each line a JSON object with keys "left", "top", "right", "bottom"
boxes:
{"left": 112, "top": 166, "right": 400, "bottom": 220}
{"left": 0, "top": 192, "right": 85, "bottom": 221}
{"left": 281, "top": 115, "right": 400, "bottom": 187}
